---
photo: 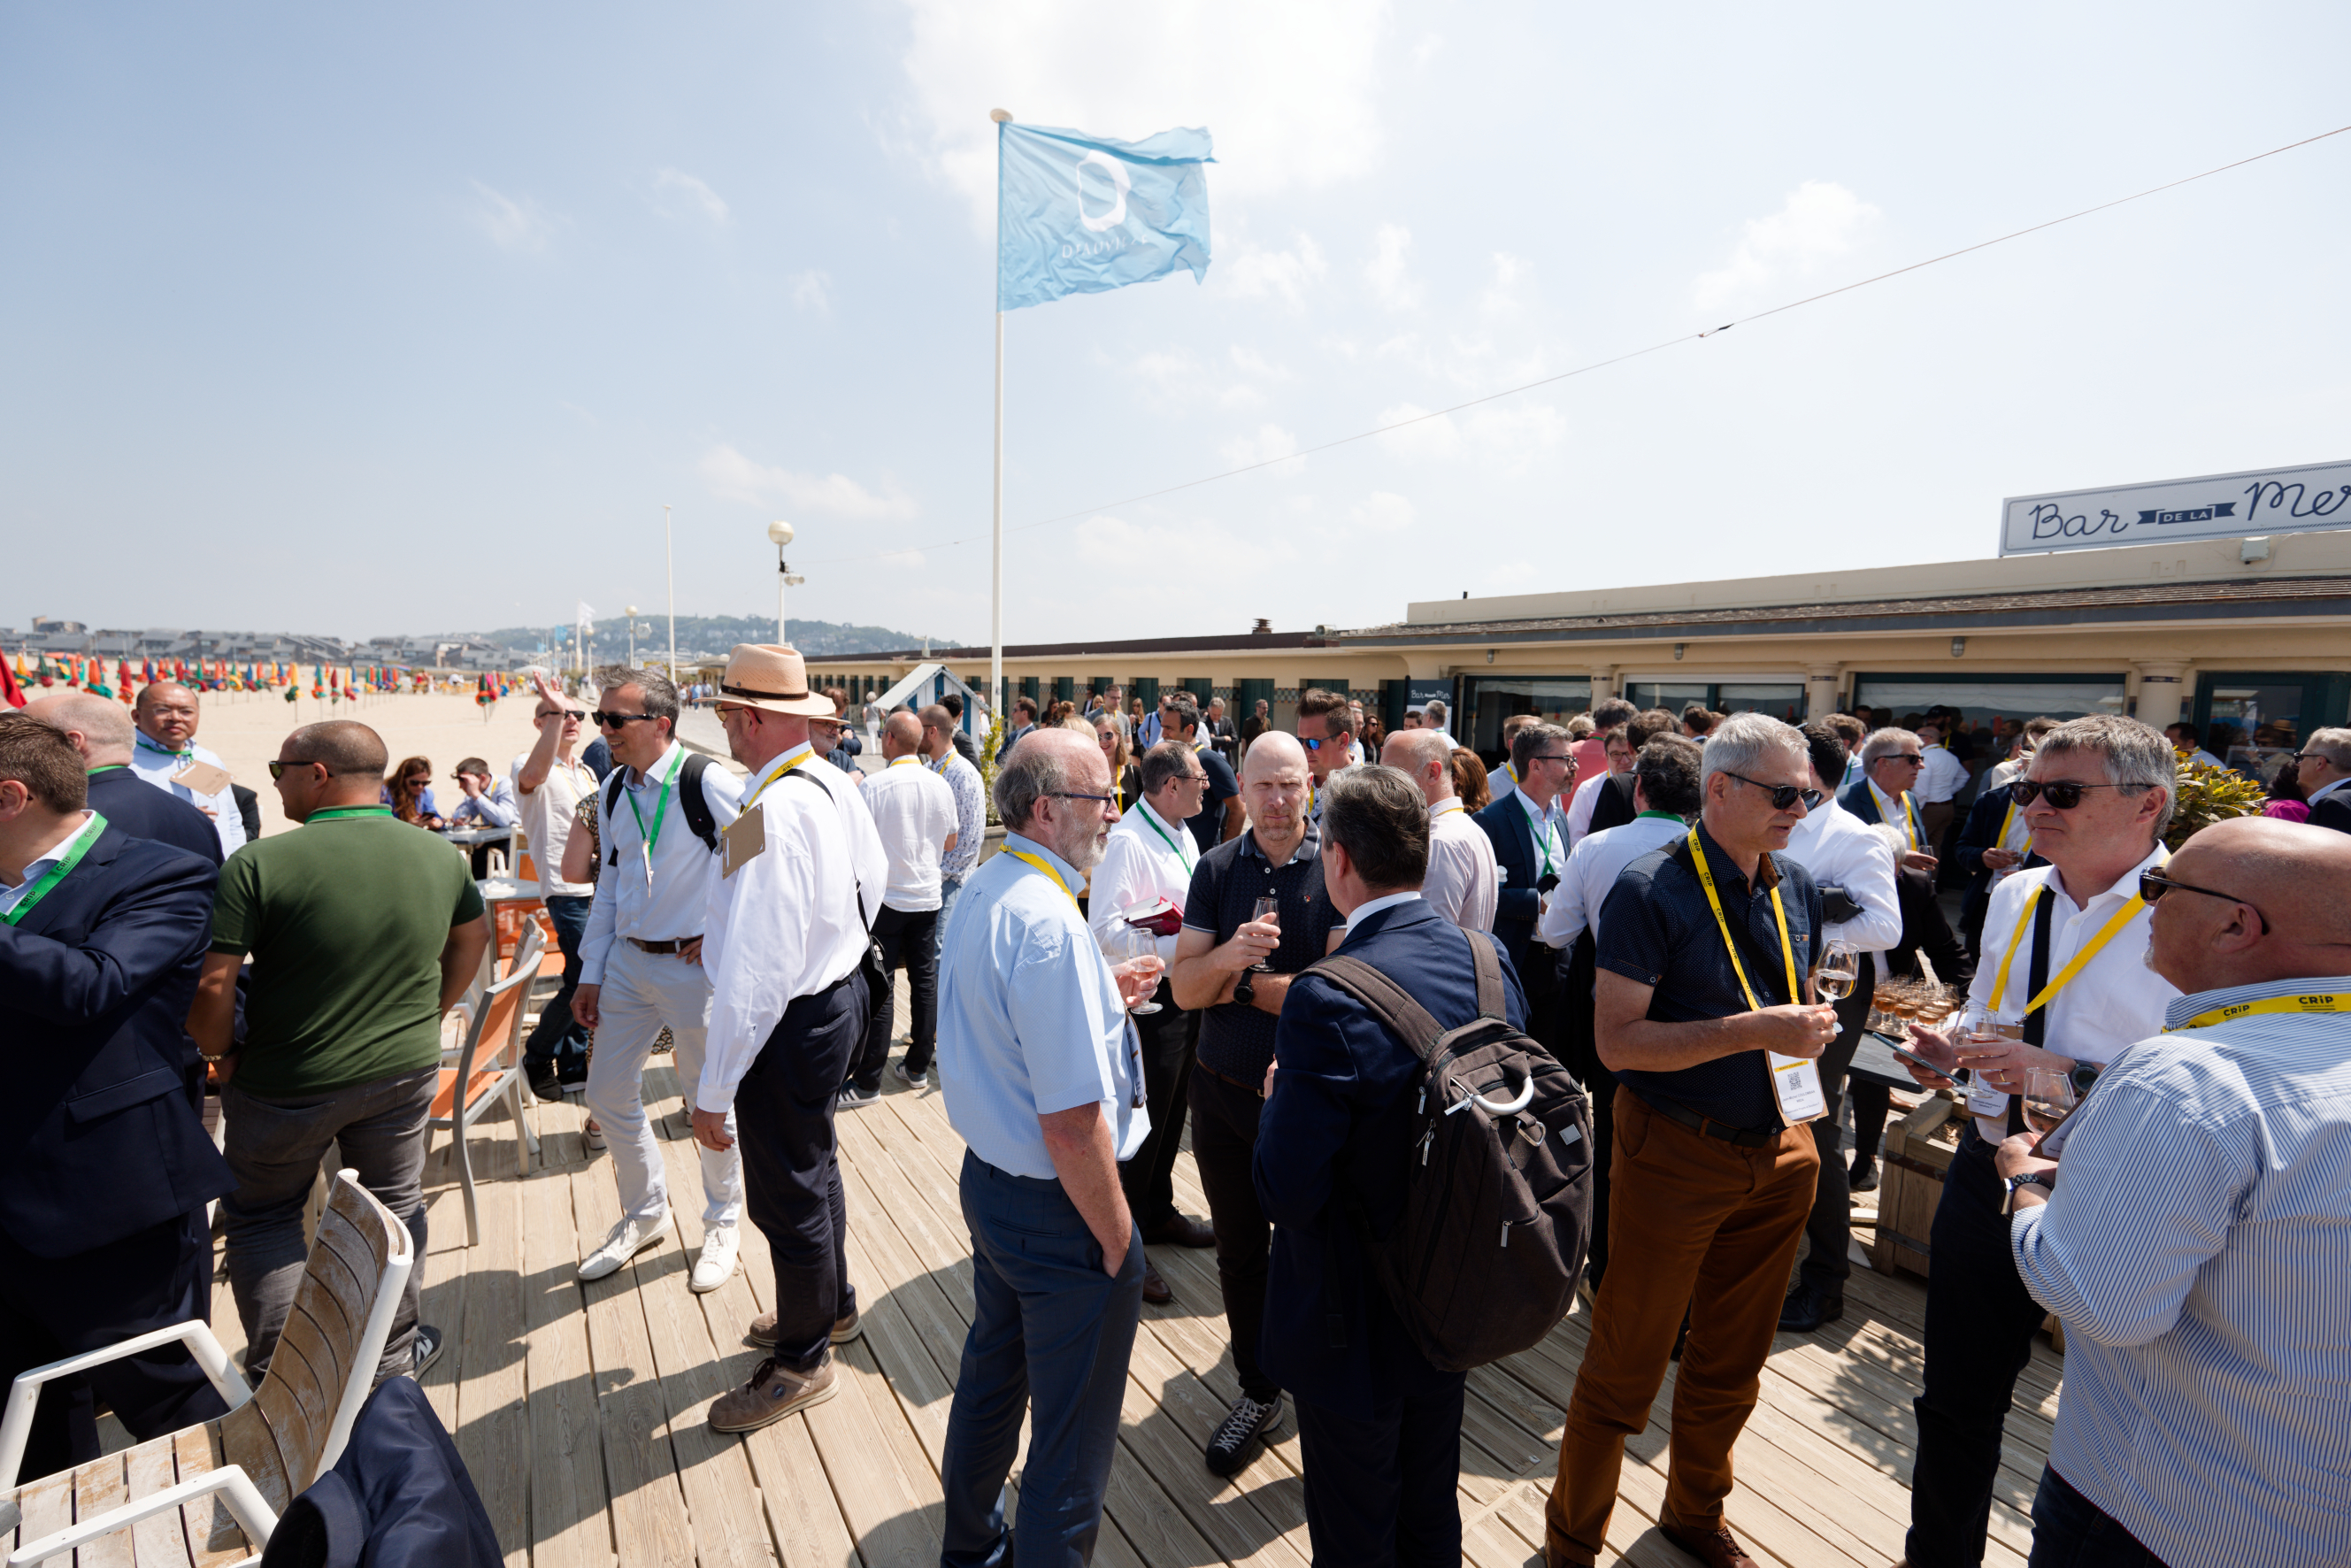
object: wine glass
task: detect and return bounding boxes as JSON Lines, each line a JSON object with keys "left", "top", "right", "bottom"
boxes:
{"left": 1248, "top": 896, "right": 1281, "bottom": 972}
{"left": 1105, "top": 924, "right": 1164, "bottom": 1014}
{"left": 1815, "top": 940, "right": 1859, "bottom": 1005}
{"left": 2022, "top": 1067, "right": 2078, "bottom": 1135}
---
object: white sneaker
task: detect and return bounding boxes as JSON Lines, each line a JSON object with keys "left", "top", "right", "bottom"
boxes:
{"left": 578, "top": 1212, "right": 672, "bottom": 1281}
{"left": 691, "top": 1225, "right": 740, "bottom": 1294}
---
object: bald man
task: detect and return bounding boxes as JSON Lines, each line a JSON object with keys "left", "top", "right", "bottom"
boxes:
{"left": 129, "top": 682, "right": 244, "bottom": 858}
{"left": 1168, "top": 730, "right": 1345, "bottom": 1475}
{"left": 1383, "top": 726, "right": 1497, "bottom": 933}
{"left": 1995, "top": 817, "right": 2351, "bottom": 1568}
{"left": 842, "top": 711, "right": 959, "bottom": 1105}
{"left": 24, "top": 692, "right": 220, "bottom": 867}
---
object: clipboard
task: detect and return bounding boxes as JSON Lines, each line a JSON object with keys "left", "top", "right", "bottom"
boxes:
{"left": 172, "top": 760, "right": 231, "bottom": 795}
{"left": 719, "top": 809, "right": 766, "bottom": 880}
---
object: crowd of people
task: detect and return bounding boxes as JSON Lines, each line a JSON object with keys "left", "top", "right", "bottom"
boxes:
{"left": 5, "top": 660, "right": 2347, "bottom": 1568}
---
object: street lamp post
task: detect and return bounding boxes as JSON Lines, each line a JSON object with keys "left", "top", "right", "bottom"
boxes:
{"left": 767, "top": 520, "right": 805, "bottom": 645}
{"left": 625, "top": 605, "right": 640, "bottom": 668}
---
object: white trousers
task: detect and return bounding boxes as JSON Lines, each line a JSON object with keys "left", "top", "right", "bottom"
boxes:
{"left": 587, "top": 942, "right": 742, "bottom": 1228}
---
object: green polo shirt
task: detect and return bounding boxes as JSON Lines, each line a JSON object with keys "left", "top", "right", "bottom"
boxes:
{"left": 211, "top": 807, "right": 488, "bottom": 1096}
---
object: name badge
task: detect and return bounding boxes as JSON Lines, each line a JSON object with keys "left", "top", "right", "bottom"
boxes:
{"left": 719, "top": 809, "right": 766, "bottom": 880}
{"left": 173, "top": 760, "right": 231, "bottom": 796}
{"left": 1767, "top": 1053, "right": 1827, "bottom": 1125}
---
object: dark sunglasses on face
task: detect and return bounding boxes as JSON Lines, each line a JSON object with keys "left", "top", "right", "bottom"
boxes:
{"left": 266, "top": 759, "right": 320, "bottom": 780}
{"left": 1726, "top": 772, "right": 1823, "bottom": 811}
{"left": 1883, "top": 753, "right": 1925, "bottom": 765}
{"left": 592, "top": 710, "right": 659, "bottom": 729}
{"left": 2013, "top": 779, "right": 2137, "bottom": 811}
{"left": 2140, "top": 868, "right": 2270, "bottom": 934}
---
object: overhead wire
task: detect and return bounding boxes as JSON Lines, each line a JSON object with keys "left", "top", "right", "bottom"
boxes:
{"left": 800, "top": 120, "right": 2351, "bottom": 568}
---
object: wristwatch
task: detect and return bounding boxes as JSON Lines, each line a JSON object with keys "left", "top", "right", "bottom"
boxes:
{"left": 2003, "top": 1170, "right": 2053, "bottom": 1213}
{"left": 2068, "top": 1063, "right": 2101, "bottom": 1097}
{"left": 1232, "top": 972, "right": 1256, "bottom": 1006}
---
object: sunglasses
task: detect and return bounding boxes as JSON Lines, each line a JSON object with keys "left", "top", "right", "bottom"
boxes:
{"left": 2140, "top": 868, "right": 2270, "bottom": 934}
{"left": 2012, "top": 779, "right": 2139, "bottom": 810}
{"left": 592, "top": 711, "right": 659, "bottom": 729}
{"left": 266, "top": 759, "right": 322, "bottom": 780}
{"left": 1725, "top": 772, "right": 1823, "bottom": 811}
{"left": 1880, "top": 753, "right": 1925, "bottom": 765}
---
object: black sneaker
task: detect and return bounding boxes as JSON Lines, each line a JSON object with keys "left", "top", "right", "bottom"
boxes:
{"left": 411, "top": 1324, "right": 447, "bottom": 1380}
{"left": 527, "top": 1063, "right": 563, "bottom": 1102}
{"left": 1778, "top": 1283, "right": 1845, "bottom": 1334}
{"left": 1204, "top": 1393, "right": 1280, "bottom": 1476}
{"left": 836, "top": 1084, "right": 880, "bottom": 1110}
{"left": 1848, "top": 1158, "right": 1880, "bottom": 1193}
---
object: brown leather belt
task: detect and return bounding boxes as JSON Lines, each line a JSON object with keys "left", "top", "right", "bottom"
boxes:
{"left": 627, "top": 936, "right": 700, "bottom": 955}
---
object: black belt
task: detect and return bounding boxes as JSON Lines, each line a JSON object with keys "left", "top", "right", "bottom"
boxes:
{"left": 1195, "top": 1061, "right": 1267, "bottom": 1099}
{"left": 626, "top": 936, "right": 700, "bottom": 955}
{"left": 1633, "top": 1089, "right": 1779, "bottom": 1149}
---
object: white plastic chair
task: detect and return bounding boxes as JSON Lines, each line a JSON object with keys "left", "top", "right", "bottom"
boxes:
{"left": 432, "top": 922, "right": 544, "bottom": 1246}
{"left": 2, "top": 1170, "right": 415, "bottom": 1567}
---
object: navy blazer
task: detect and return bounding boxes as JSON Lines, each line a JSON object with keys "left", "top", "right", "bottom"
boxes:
{"left": 1471, "top": 795, "right": 1547, "bottom": 974}
{"left": 0, "top": 822, "right": 234, "bottom": 1258}
{"left": 2310, "top": 789, "right": 2351, "bottom": 835}
{"left": 87, "top": 766, "right": 224, "bottom": 868}
{"left": 1838, "top": 777, "right": 1886, "bottom": 826}
{"left": 1585, "top": 772, "right": 1638, "bottom": 841}
{"left": 1253, "top": 899, "right": 1528, "bottom": 1418}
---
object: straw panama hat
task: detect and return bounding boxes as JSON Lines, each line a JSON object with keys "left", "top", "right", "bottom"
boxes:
{"left": 718, "top": 644, "right": 835, "bottom": 718}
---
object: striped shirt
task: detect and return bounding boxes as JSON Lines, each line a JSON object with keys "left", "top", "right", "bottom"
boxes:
{"left": 931, "top": 750, "right": 986, "bottom": 881}
{"left": 2009, "top": 977, "right": 2351, "bottom": 1568}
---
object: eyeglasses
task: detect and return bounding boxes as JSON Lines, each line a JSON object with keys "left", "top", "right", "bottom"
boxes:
{"left": 2012, "top": 779, "right": 2140, "bottom": 811}
{"left": 1725, "top": 772, "right": 1823, "bottom": 811}
{"left": 592, "top": 711, "right": 659, "bottom": 729}
{"left": 2140, "top": 868, "right": 2270, "bottom": 935}
{"left": 1530, "top": 753, "right": 1574, "bottom": 766}
{"left": 1048, "top": 790, "right": 1118, "bottom": 810}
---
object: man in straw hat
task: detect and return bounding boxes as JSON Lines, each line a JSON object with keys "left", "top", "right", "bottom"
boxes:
{"left": 694, "top": 644, "right": 887, "bottom": 1432}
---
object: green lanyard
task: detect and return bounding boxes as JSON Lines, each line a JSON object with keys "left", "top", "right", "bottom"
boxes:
{"left": 308, "top": 807, "right": 395, "bottom": 822}
{"left": 627, "top": 749, "right": 685, "bottom": 853}
{"left": 136, "top": 735, "right": 194, "bottom": 762}
{"left": 1138, "top": 802, "right": 1196, "bottom": 871}
{"left": 4, "top": 812, "right": 105, "bottom": 927}
{"left": 87, "top": 765, "right": 129, "bottom": 777}
{"left": 1520, "top": 793, "right": 1556, "bottom": 878}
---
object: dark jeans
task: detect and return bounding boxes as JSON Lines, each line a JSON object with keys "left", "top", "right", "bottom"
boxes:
{"left": 1295, "top": 1377, "right": 1467, "bottom": 1566}
{"left": 1796, "top": 972, "right": 1876, "bottom": 1296}
{"left": 736, "top": 967, "right": 866, "bottom": 1372}
{"left": 1118, "top": 987, "right": 1196, "bottom": 1232}
{"left": 941, "top": 1152, "right": 1144, "bottom": 1568}
{"left": 1907, "top": 1127, "right": 2057, "bottom": 1567}
{"left": 221, "top": 1066, "right": 434, "bottom": 1382}
{"left": 0, "top": 1208, "right": 227, "bottom": 1481}
{"left": 853, "top": 904, "right": 938, "bottom": 1089}
{"left": 1850, "top": 1080, "right": 1893, "bottom": 1171}
{"left": 523, "top": 894, "right": 592, "bottom": 1074}
{"left": 1187, "top": 1063, "right": 1279, "bottom": 1402}
{"left": 2026, "top": 1469, "right": 2168, "bottom": 1568}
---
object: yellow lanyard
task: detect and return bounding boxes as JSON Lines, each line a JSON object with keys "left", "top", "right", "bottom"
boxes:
{"left": 1006, "top": 850, "right": 1078, "bottom": 906}
{"left": 1875, "top": 785, "right": 1918, "bottom": 850}
{"left": 888, "top": 757, "right": 921, "bottom": 768}
{"left": 738, "top": 743, "right": 816, "bottom": 813}
{"left": 2170, "top": 992, "right": 2350, "bottom": 1031}
{"left": 1685, "top": 828, "right": 1799, "bottom": 1011}
{"left": 1998, "top": 798, "right": 2021, "bottom": 850}
{"left": 1988, "top": 873, "right": 2155, "bottom": 1017}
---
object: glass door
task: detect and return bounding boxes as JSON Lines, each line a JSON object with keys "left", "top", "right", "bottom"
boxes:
{"left": 2193, "top": 672, "right": 2351, "bottom": 788}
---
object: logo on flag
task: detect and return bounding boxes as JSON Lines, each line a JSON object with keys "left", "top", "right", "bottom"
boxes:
{"left": 997, "top": 121, "right": 1213, "bottom": 311}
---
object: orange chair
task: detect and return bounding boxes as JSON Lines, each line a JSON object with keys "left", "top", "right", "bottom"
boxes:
{"left": 430, "top": 924, "right": 544, "bottom": 1246}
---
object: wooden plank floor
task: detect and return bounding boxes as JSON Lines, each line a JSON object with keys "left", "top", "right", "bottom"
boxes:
{"left": 195, "top": 1026, "right": 2063, "bottom": 1568}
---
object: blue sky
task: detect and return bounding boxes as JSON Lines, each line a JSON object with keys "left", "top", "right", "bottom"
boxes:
{"left": 5, "top": 3, "right": 2347, "bottom": 649}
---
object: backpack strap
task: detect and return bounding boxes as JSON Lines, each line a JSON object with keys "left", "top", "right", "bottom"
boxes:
{"left": 1466, "top": 930, "right": 1506, "bottom": 1021}
{"left": 603, "top": 771, "right": 626, "bottom": 867}
{"left": 679, "top": 753, "right": 719, "bottom": 854}
{"left": 1304, "top": 954, "right": 1451, "bottom": 1065}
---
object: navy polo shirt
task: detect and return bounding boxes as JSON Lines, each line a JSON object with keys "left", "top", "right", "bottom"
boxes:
{"left": 1182, "top": 826, "right": 1341, "bottom": 1082}
{"left": 1185, "top": 745, "right": 1239, "bottom": 853}
{"left": 1594, "top": 820, "right": 1825, "bottom": 1132}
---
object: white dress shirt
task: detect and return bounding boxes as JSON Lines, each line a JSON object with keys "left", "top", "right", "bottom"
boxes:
{"left": 1538, "top": 811, "right": 1686, "bottom": 950}
{"left": 1962, "top": 842, "right": 2176, "bottom": 1141}
{"left": 1087, "top": 796, "right": 1198, "bottom": 965}
{"left": 129, "top": 731, "right": 245, "bottom": 857}
{"left": 1564, "top": 769, "right": 1615, "bottom": 848}
{"left": 0, "top": 810, "right": 101, "bottom": 916}
{"left": 1782, "top": 796, "right": 1902, "bottom": 976}
{"left": 579, "top": 741, "right": 743, "bottom": 987}
{"left": 862, "top": 756, "right": 958, "bottom": 911}
{"left": 1421, "top": 796, "right": 1498, "bottom": 933}
{"left": 1916, "top": 743, "right": 1969, "bottom": 804}
{"left": 1342, "top": 888, "right": 1422, "bottom": 934}
{"left": 1868, "top": 781, "right": 1924, "bottom": 851}
{"left": 696, "top": 742, "right": 888, "bottom": 1113}
{"left": 511, "top": 751, "right": 596, "bottom": 897}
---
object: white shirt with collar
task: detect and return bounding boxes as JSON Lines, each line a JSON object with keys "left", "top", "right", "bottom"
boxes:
{"left": 1088, "top": 796, "right": 1198, "bottom": 965}
{"left": 862, "top": 755, "right": 958, "bottom": 912}
{"left": 1342, "top": 888, "right": 1422, "bottom": 934}
{"left": 578, "top": 741, "right": 743, "bottom": 987}
{"left": 696, "top": 742, "right": 886, "bottom": 1113}
{"left": 1917, "top": 743, "right": 1969, "bottom": 804}
{"left": 1564, "top": 768, "right": 1617, "bottom": 847}
{"left": 1421, "top": 796, "right": 1497, "bottom": 934}
{"left": 510, "top": 751, "right": 597, "bottom": 898}
{"left": 129, "top": 731, "right": 245, "bottom": 857}
{"left": 1782, "top": 795, "right": 1902, "bottom": 973}
{"left": 0, "top": 810, "right": 102, "bottom": 916}
{"left": 1869, "top": 780, "right": 1924, "bottom": 850}
{"left": 1962, "top": 840, "right": 2177, "bottom": 1141}
{"left": 1538, "top": 811, "right": 1686, "bottom": 950}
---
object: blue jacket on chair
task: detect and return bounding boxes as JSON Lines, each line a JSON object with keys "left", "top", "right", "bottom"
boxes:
{"left": 259, "top": 1376, "right": 502, "bottom": 1568}
{"left": 1471, "top": 795, "right": 1548, "bottom": 977}
{"left": 0, "top": 822, "right": 233, "bottom": 1259}
{"left": 1253, "top": 898, "right": 1528, "bottom": 1419}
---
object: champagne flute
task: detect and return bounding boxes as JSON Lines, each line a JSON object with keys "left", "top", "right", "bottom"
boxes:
{"left": 1248, "top": 896, "right": 1280, "bottom": 972}
{"left": 1107, "top": 924, "right": 1164, "bottom": 1014}
{"left": 1815, "top": 940, "right": 1858, "bottom": 1004}
{"left": 2022, "top": 1067, "right": 2078, "bottom": 1134}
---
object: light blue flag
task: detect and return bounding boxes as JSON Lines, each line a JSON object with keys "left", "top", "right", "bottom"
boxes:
{"left": 997, "top": 120, "right": 1213, "bottom": 311}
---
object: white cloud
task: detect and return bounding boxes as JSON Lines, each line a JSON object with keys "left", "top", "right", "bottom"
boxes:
{"left": 789, "top": 270, "right": 833, "bottom": 315}
{"left": 894, "top": 0, "right": 1392, "bottom": 231}
{"left": 1366, "top": 224, "right": 1421, "bottom": 311}
{"left": 653, "top": 167, "right": 730, "bottom": 224}
{"left": 699, "top": 443, "right": 918, "bottom": 520}
{"left": 1218, "top": 233, "right": 1329, "bottom": 305}
{"left": 1480, "top": 251, "right": 1532, "bottom": 318}
{"left": 1693, "top": 180, "right": 1881, "bottom": 311}
{"left": 1349, "top": 491, "right": 1416, "bottom": 534}
{"left": 1228, "top": 345, "right": 1293, "bottom": 381}
{"left": 1375, "top": 403, "right": 1460, "bottom": 459}
{"left": 471, "top": 181, "right": 557, "bottom": 252}
{"left": 1220, "top": 424, "right": 1302, "bottom": 469}
{"left": 1075, "top": 514, "right": 1299, "bottom": 587}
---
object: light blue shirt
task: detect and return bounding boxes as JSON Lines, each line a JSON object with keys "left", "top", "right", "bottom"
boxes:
{"left": 130, "top": 731, "right": 245, "bottom": 857}
{"left": 2010, "top": 976, "right": 2351, "bottom": 1568}
{"left": 578, "top": 742, "right": 742, "bottom": 986}
{"left": 930, "top": 750, "right": 986, "bottom": 882}
{"left": 936, "top": 832, "right": 1148, "bottom": 1180}
{"left": 447, "top": 776, "right": 518, "bottom": 827}
{"left": 0, "top": 811, "right": 101, "bottom": 918}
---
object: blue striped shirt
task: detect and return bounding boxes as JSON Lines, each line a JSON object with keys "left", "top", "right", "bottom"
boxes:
{"left": 2009, "top": 977, "right": 2351, "bottom": 1568}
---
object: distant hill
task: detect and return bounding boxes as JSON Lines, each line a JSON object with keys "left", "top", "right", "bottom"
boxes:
{"left": 477, "top": 614, "right": 933, "bottom": 665}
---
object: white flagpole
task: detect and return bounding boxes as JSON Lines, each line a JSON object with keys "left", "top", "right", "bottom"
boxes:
{"left": 990, "top": 109, "right": 1011, "bottom": 731}
{"left": 664, "top": 502, "right": 677, "bottom": 685}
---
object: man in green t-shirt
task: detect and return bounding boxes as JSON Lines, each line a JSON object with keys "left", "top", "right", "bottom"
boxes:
{"left": 188, "top": 720, "right": 490, "bottom": 1385}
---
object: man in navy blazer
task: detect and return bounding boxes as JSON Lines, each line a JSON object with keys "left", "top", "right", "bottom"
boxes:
{"left": 24, "top": 691, "right": 223, "bottom": 868}
{"left": 1256, "top": 765, "right": 1529, "bottom": 1566}
{"left": 0, "top": 714, "right": 235, "bottom": 1481}
{"left": 1473, "top": 720, "right": 1575, "bottom": 984}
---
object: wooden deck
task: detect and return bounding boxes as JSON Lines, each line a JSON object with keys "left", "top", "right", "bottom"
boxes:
{"left": 191, "top": 1043, "right": 2064, "bottom": 1568}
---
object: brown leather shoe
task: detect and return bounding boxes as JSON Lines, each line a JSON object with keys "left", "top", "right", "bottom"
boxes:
{"left": 708, "top": 1357, "right": 836, "bottom": 1433}
{"left": 1142, "top": 1213, "right": 1217, "bottom": 1249}
{"left": 1141, "top": 1263, "right": 1172, "bottom": 1305}
{"left": 746, "top": 1307, "right": 861, "bottom": 1349}
{"left": 1662, "top": 1522, "right": 1758, "bottom": 1568}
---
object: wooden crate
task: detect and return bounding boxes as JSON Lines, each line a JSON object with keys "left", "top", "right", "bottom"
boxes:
{"left": 1870, "top": 1093, "right": 1960, "bottom": 1279}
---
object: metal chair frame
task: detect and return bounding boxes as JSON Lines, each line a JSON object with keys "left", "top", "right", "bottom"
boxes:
{"left": 433, "top": 922, "right": 544, "bottom": 1246}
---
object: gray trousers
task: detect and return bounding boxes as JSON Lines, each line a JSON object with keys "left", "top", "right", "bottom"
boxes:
{"left": 220, "top": 1065, "right": 435, "bottom": 1383}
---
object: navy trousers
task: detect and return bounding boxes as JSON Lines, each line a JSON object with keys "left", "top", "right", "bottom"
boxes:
{"left": 2025, "top": 1468, "right": 2168, "bottom": 1568}
{"left": 735, "top": 968, "right": 866, "bottom": 1372}
{"left": 940, "top": 1152, "right": 1144, "bottom": 1568}
{"left": 521, "top": 894, "right": 592, "bottom": 1075}
{"left": 1295, "top": 1377, "right": 1467, "bottom": 1567}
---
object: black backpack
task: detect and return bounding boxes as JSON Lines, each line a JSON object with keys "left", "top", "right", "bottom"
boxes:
{"left": 1306, "top": 932, "right": 1594, "bottom": 1372}
{"left": 603, "top": 751, "right": 720, "bottom": 864}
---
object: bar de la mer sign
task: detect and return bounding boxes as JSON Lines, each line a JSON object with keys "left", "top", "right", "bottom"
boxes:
{"left": 2000, "top": 457, "right": 2351, "bottom": 556}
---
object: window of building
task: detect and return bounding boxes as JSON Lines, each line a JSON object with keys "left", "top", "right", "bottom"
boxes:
{"left": 1851, "top": 676, "right": 2126, "bottom": 733}
{"left": 1463, "top": 677, "right": 1594, "bottom": 754}
{"left": 1624, "top": 682, "right": 1807, "bottom": 721}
